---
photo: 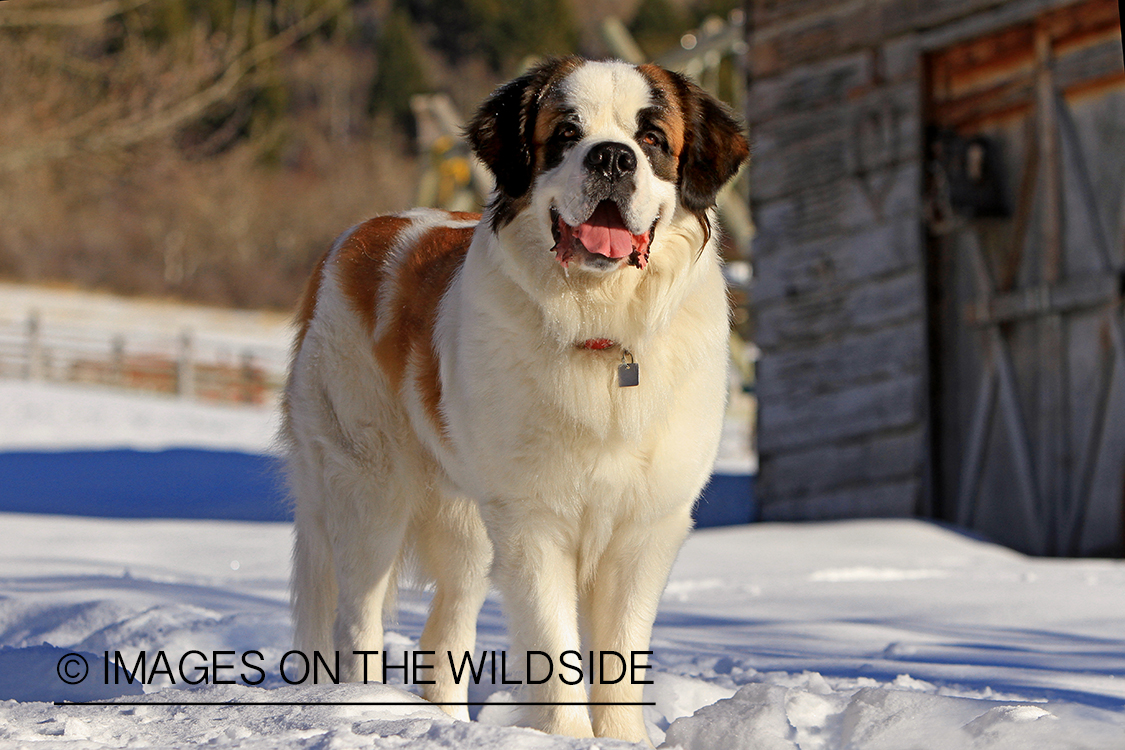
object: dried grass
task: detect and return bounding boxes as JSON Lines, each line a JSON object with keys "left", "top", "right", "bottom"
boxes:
{"left": 0, "top": 8, "right": 421, "bottom": 311}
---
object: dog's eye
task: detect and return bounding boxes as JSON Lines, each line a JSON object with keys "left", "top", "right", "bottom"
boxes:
{"left": 641, "top": 130, "right": 666, "bottom": 150}
{"left": 555, "top": 123, "right": 580, "bottom": 142}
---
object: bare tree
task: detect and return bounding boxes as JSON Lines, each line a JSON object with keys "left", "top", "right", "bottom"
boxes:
{"left": 0, "top": 0, "right": 418, "bottom": 310}
{"left": 0, "top": 0, "right": 348, "bottom": 171}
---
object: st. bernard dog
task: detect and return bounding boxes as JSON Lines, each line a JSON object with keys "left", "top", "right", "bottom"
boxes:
{"left": 283, "top": 56, "right": 748, "bottom": 744}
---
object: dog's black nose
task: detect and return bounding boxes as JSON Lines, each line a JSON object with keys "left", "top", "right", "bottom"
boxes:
{"left": 584, "top": 142, "right": 637, "bottom": 180}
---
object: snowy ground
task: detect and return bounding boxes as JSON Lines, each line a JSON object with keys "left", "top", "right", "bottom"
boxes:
{"left": 0, "top": 282, "right": 292, "bottom": 354}
{"left": 1, "top": 381, "right": 1124, "bottom": 748}
{"left": 2, "top": 514, "right": 1124, "bottom": 749}
{"left": 0, "top": 380, "right": 279, "bottom": 453}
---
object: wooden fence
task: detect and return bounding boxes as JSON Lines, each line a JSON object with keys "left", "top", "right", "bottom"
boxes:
{"left": 0, "top": 311, "right": 288, "bottom": 406}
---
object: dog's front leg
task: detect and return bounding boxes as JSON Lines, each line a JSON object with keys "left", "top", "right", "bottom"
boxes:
{"left": 489, "top": 518, "right": 594, "bottom": 738}
{"left": 584, "top": 510, "right": 692, "bottom": 746}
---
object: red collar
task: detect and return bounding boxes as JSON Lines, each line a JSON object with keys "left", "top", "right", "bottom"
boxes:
{"left": 580, "top": 338, "right": 615, "bottom": 350}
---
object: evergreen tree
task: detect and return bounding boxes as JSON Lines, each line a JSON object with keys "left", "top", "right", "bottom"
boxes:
{"left": 369, "top": 7, "right": 433, "bottom": 130}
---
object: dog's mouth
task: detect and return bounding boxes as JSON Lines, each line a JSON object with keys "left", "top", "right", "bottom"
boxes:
{"left": 550, "top": 201, "right": 654, "bottom": 270}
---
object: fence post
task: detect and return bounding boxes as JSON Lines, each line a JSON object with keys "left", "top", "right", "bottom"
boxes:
{"left": 177, "top": 329, "right": 195, "bottom": 399}
{"left": 111, "top": 334, "right": 126, "bottom": 387}
{"left": 241, "top": 349, "right": 258, "bottom": 404}
{"left": 25, "top": 310, "right": 43, "bottom": 381}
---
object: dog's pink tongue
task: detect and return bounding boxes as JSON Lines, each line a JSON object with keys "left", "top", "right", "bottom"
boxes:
{"left": 572, "top": 202, "right": 639, "bottom": 259}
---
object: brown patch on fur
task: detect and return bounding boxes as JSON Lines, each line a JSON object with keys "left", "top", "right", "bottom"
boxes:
{"left": 373, "top": 223, "right": 476, "bottom": 438}
{"left": 642, "top": 66, "right": 749, "bottom": 219}
{"left": 291, "top": 250, "right": 330, "bottom": 358}
{"left": 467, "top": 56, "right": 584, "bottom": 229}
{"left": 637, "top": 64, "right": 686, "bottom": 157}
{"left": 532, "top": 98, "right": 569, "bottom": 150}
{"left": 333, "top": 216, "right": 413, "bottom": 336}
{"left": 281, "top": 251, "right": 331, "bottom": 430}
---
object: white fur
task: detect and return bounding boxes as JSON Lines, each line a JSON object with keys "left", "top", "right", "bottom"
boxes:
{"left": 285, "top": 61, "right": 731, "bottom": 745}
{"left": 546, "top": 61, "right": 672, "bottom": 235}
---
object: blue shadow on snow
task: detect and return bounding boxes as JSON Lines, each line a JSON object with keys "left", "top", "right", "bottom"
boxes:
{"left": 0, "top": 449, "right": 755, "bottom": 527}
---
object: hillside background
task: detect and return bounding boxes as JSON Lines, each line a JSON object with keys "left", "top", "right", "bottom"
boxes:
{"left": 0, "top": 0, "right": 739, "bottom": 311}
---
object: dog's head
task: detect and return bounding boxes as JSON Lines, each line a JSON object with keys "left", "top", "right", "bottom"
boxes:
{"left": 467, "top": 57, "right": 749, "bottom": 274}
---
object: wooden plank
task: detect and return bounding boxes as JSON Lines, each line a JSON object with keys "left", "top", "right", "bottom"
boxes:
{"left": 929, "top": 78, "right": 1034, "bottom": 130}
{"left": 1037, "top": 25, "right": 1063, "bottom": 288}
{"left": 925, "top": 6, "right": 1124, "bottom": 125}
{"left": 1040, "top": 0, "right": 1122, "bottom": 44}
{"left": 1036, "top": 24, "right": 1066, "bottom": 552}
{"left": 948, "top": 225, "right": 998, "bottom": 529}
{"left": 997, "top": 116, "right": 1039, "bottom": 292}
{"left": 1054, "top": 38, "right": 1125, "bottom": 93}
{"left": 885, "top": 0, "right": 1018, "bottom": 37}
{"left": 962, "top": 217, "right": 996, "bottom": 295}
{"left": 748, "top": 0, "right": 1067, "bottom": 77}
{"left": 955, "top": 361, "right": 997, "bottom": 526}
{"left": 756, "top": 322, "right": 924, "bottom": 403}
{"left": 754, "top": 0, "right": 1108, "bottom": 79}
{"left": 759, "top": 430, "right": 925, "bottom": 499}
{"left": 928, "top": 23, "right": 1035, "bottom": 105}
{"left": 960, "top": 229, "right": 1047, "bottom": 551}
{"left": 750, "top": 137, "right": 851, "bottom": 205}
{"left": 991, "top": 326, "right": 1048, "bottom": 554}
{"left": 918, "top": 0, "right": 1083, "bottom": 52}
{"left": 752, "top": 77, "right": 921, "bottom": 146}
{"left": 883, "top": 33, "right": 923, "bottom": 82}
{"left": 751, "top": 162, "right": 921, "bottom": 253}
{"left": 1073, "top": 354, "right": 1125, "bottom": 555}
{"left": 759, "top": 478, "right": 919, "bottom": 521}
{"left": 749, "top": 7, "right": 875, "bottom": 79}
{"left": 755, "top": 270, "right": 925, "bottom": 350}
{"left": 757, "top": 374, "right": 922, "bottom": 452}
{"left": 750, "top": 81, "right": 920, "bottom": 203}
{"left": 1055, "top": 91, "right": 1114, "bottom": 268}
{"left": 1060, "top": 70, "right": 1125, "bottom": 102}
{"left": 1037, "top": 315, "right": 1066, "bottom": 555}
{"left": 1063, "top": 314, "right": 1114, "bottom": 551}
{"left": 746, "top": 51, "right": 869, "bottom": 123}
{"left": 751, "top": 0, "right": 875, "bottom": 30}
{"left": 754, "top": 215, "right": 921, "bottom": 305}
{"left": 964, "top": 272, "right": 1119, "bottom": 324}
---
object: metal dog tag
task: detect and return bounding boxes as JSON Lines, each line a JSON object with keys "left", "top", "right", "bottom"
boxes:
{"left": 618, "top": 350, "right": 639, "bottom": 387}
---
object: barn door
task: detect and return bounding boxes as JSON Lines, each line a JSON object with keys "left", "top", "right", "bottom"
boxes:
{"left": 926, "top": 0, "right": 1125, "bottom": 556}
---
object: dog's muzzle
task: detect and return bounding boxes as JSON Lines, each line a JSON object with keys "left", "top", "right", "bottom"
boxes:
{"left": 585, "top": 142, "right": 637, "bottom": 182}
{"left": 550, "top": 201, "right": 653, "bottom": 270}
{"left": 549, "top": 141, "right": 653, "bottom": 270}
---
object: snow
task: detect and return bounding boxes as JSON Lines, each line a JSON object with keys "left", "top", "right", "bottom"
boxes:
{"left": 2, "top": 381, "right": 1125, "bottom": 748}
{"left": 0, "top": 380, "right": 279, "bottom": 453}
{"left": 0, "top": 282, "right": 292, "bottom": 354}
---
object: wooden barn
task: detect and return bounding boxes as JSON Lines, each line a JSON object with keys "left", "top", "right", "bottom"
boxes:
{"left": 745, "top": 0, "right": 1125, "bottom": 556}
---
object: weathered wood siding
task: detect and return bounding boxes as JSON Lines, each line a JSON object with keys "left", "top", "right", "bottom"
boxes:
{"left": 746, "top": 0, "right": 1086, "bottom": 521}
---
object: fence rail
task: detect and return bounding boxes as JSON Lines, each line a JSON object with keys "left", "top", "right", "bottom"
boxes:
{"left": 0, "top": 311, "right": 288, "bottom": 406}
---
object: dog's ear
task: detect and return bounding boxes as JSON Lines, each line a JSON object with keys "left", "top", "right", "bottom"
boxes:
{"left": 675, "top": 76, "right": 750, "bottom": 213}
{"left": 467, "top": 57, "right": 580, "bottom": 202}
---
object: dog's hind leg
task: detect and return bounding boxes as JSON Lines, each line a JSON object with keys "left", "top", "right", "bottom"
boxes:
{"left": 413, "top": 492, "right": 491, "bottom": 721}
{"left": 324, "top": 466, "right": 413, "bottom": 684}
{"left": 291, "top": 503, "right": 338, "bottom": 658}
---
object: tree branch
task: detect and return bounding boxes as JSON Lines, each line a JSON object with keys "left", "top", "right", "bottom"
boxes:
{"left": 0, "top": 0, "right": 154, "bottom": 28}
{"left": 0, "top": 0, "right": 348, "bottom": 171}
